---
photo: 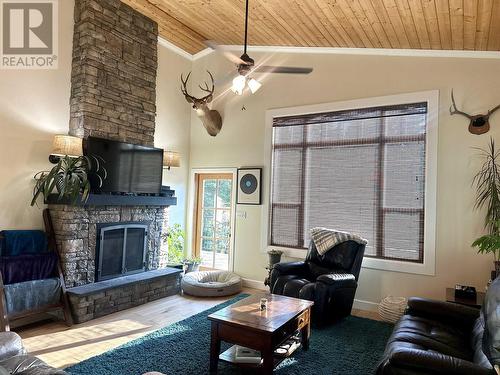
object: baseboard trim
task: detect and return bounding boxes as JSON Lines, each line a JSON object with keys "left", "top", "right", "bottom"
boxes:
{"left": 242, "top": 278, "right": 266, "bottom": 291}
{"left": 353, "top": 299, "right": 379, "bottom": 312}
{"left": 242, "top": 278, "right": 380, "bottom": 313}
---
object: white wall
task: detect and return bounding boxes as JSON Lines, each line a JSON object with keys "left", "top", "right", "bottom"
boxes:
{"left": 0, "top": 0, "right": 192, "bottom": 233}
{"left": 0, "top": 0, "right": 74, "bottom": 229}
{"left": 188, "top": 50, "right": 500, "bottom": 305}
{"left": 155, "top": 44, "right": 192, "bottom": 230}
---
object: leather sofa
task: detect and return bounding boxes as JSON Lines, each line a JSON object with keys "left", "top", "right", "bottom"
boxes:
{"left": 269, "top": 240, "right": 365, "bottom": 324}
{"left": 376, "top": 277, "right": 500, "bottom": 375}
{"left": 0, "top": 331, "right": 65, "bottom": 374}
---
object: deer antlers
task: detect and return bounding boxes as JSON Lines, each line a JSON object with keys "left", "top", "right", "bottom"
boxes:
{"left": 450, "top": 90, "right": 473, "bottom": 120}
{"left": 449, "top": 90, "right": 500, "bottom": 135}
{"left": 180, "top": 71, "right": 215, "bottom": 104}
{"left": 180, "top": 70, "right": 223, "bottom": 137}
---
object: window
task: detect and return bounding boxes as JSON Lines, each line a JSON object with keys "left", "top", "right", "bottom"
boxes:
{"left": 269, "top": 102, "right": 428, "bottom": 264}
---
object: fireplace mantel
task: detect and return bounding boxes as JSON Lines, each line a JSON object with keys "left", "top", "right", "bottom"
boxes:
{"left": 46, "top": 193, "right": 176, "bottom": 207}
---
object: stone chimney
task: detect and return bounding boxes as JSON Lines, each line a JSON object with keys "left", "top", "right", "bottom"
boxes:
{"left": 69, "top": 0, "right": 158, "bottom": 146}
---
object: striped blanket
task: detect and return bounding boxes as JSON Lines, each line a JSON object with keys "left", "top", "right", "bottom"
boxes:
{"left": 310, "top": 227, "right": 368, "bottom": 256}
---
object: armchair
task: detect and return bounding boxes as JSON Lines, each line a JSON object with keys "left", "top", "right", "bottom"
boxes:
{"left": 269, "top": 239, "right": 365, "bottom": 324}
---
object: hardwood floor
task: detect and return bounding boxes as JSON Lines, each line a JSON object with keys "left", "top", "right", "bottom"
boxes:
{"left": 16, "top": 288, "right": 379, "bottom": 369}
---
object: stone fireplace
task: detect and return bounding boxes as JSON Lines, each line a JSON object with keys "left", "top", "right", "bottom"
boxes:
{"left": 47, "top": 0, "right": 181, "bottom": 323}
{"left": 49, "top": 205, "right": 170, "bottom": 287}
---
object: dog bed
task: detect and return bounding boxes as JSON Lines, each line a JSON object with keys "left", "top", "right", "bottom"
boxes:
{"left": 181, "top": 270, "right": 242, "bottom": 297}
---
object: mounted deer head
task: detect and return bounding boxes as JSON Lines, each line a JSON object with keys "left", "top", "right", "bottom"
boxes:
{"left": 181, "top": 71, "right": 222, "bottom": 137}
{"left": 450, "top": 90, "right": 500, "bottom": 135}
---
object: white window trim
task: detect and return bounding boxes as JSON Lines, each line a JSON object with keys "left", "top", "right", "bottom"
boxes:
{"left": 261, "top": 90, "right": 439, "bottom": 276}
{"left": 186, "top": 168, "right": 238, "bottom": 272}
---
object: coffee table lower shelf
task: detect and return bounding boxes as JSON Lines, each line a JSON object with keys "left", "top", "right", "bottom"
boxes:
{"left": 219, "top": 342, "right": 302, "bottom": 369}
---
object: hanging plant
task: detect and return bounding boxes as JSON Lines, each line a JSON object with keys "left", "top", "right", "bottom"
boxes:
{"left": 31, "top": 155, "right": 106, "bottom": 206}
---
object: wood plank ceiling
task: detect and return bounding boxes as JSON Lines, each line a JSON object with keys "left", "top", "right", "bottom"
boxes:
{"left": 121, "top": 0, "right": 500, "bottom": 55}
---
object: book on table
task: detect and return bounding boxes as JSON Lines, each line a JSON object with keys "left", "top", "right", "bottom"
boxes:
{"left": 233, "top": 346, "right": 262, "bottom": 364}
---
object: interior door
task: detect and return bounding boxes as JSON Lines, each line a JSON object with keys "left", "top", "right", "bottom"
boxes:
{"left": 194, "top": 173, "right": 233, "bottom": 270}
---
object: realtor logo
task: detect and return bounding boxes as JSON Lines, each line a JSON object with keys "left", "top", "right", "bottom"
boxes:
{"left": 1, "top": 0, "right": 58, "bottom": 69}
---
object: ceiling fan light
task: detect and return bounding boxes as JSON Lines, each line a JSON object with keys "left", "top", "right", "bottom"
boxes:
{"left": 248, "top": 78, "right": 262, "bottom": 94}
{"left": 231, "top": 75, "right": 246, "bottom": 95}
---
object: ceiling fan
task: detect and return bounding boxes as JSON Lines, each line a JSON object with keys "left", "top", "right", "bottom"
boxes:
{"left": 205, "top": 0, "right": 313, "bottom": 95}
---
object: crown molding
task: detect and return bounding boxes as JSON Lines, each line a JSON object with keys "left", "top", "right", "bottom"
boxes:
{"left": 158, "top": 38, "right": 500, "bottom": 61}
{"left": 194, "top": 45, "right": 500, "bottom": 60}
{"left": 158, "top": 37, "right": 194, "bottom": 61}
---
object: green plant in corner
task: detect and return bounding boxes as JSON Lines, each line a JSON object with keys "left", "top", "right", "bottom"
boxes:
{"left": 31, "top": 155, "right": 106, "bottom": 206}
{"left": 472, "top": 137, "right": 500, "bottom": 273}
{"left": 187, "top": 256, "right": 202, "bottom": 264}
{"left": 162, "top": 224, "right": 185, "bottom": 265}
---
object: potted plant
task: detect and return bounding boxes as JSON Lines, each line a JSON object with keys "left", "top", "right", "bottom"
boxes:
{"left": 31, "top": 155, "right": 106, "bottom": 206}
{"left": 183, "top": 256, "right": 202, "bottom": 273}
{"left": 267, "top": 249, "right": 283, "bottom": 267}
{"left": 472, "top": 138, "right": 500, "bottom": 276}
{"left": 162, "top": 224, "right": 185, "bottom": 269}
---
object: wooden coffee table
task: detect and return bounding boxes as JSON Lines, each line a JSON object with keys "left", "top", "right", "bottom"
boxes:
{"left": 208, "top": 293, "right": 313, "bottom": 374}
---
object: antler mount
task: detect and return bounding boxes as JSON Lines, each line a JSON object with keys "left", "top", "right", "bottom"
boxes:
{"left": 450, "top": 90, "right": 500, "bottom": 135}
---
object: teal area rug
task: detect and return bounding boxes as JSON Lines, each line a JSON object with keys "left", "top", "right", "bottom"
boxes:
{"left": 67, "top": 294, "right": 393, "bottom": 375}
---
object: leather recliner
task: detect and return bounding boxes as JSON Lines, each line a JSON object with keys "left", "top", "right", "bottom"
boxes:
{"left": 376, "top": 276, "right": 500, "bottom": 375}
{"left": 269, "top": 240, "right": 365, "bottom": 324}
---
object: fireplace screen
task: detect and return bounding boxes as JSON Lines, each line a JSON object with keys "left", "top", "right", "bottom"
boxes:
{"left": 96, "top": 223, "right": 148, "bottom": 281}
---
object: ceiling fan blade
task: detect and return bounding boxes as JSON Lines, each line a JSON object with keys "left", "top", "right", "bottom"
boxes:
{"left": 253, "top": 66, "right": 313, "bottom": 74}
{"left": 204, "top": 40, "right": 248, "bottom": 65}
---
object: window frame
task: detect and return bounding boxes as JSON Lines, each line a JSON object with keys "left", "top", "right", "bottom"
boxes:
{"left": 262, "top": 91, "right": 439, "bottom": 276}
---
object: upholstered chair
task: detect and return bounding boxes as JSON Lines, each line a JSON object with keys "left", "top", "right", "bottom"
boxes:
{"left": 269, "top": 240, "right": 365, "bottom": 324}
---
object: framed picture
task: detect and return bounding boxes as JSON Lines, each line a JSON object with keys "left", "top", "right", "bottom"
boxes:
{"left": 237, "top": 168, "right": 262, "bottom": 205}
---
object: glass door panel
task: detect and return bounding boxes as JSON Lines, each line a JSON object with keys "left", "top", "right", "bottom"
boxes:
{"left": 195, "top": 174, "right": 233, "bottom": 270}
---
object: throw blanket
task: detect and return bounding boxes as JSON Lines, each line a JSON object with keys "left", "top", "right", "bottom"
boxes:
{"left": 0, "top": 230, "right": 48, "bottom": 256}
{"left": 310, "top": 227, "right": 368, "bottom": 256}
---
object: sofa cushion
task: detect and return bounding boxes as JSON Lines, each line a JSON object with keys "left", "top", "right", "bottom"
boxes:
{"left": 4, "top": 278, "right": 61, "bottom": 315}
{"left": 385, "top": 314, "right": 473, "bottom": 361}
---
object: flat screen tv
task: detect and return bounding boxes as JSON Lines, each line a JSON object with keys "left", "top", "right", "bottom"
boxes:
{"left": 84, "top": 137, "right": 163, "bottom": 195}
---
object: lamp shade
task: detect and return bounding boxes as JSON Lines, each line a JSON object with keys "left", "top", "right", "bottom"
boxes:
{"left": 231, "top": 75, "right": 246, "bottom": 96}
{"left": 163, "top": 151, "right": 180, "bottom": 169}
{"left": 248, "top": 78, "right": 262, "bottom": 94}
{"left": 51, "top": 135, "right": 83, "bottom": 157}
